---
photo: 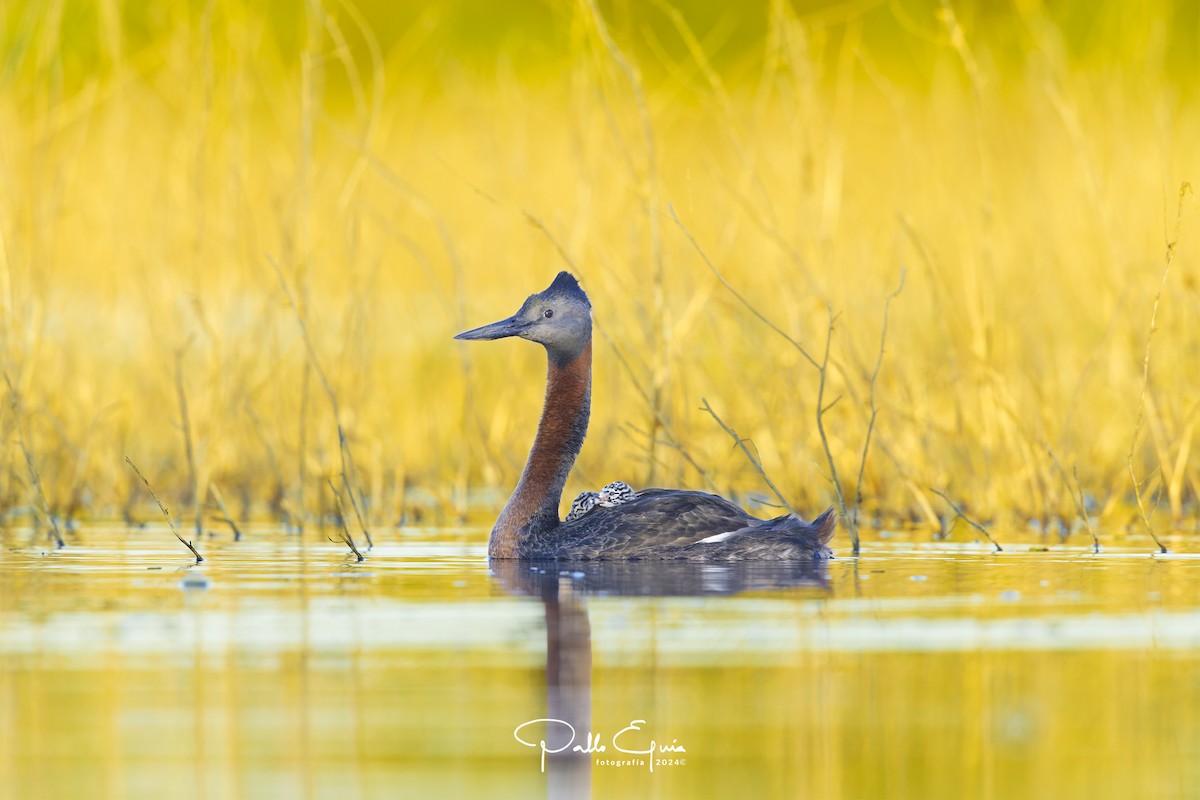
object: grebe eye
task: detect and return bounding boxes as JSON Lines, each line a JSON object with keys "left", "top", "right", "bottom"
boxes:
{"left": 544, "top": 309, "right": 554, "bottom": 318}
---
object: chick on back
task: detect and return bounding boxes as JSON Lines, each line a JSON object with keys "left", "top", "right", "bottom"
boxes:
{"left": 565, "top": 481, "right": 638, "bottom": 521}
{"left": 598, "top": 481, "right": 637, "bottom": 506}
{"left": 564, "top": 491, "right": 600, "bottom": 522}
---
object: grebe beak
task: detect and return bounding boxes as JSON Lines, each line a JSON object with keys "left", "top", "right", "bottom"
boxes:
{"left": 454, "top": 314, "right": 530, "bottom": 341}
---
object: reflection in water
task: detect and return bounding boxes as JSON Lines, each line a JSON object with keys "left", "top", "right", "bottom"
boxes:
{"left": 491, "top": 559, "right": 830, "bottom": 798}
{"left": 542, "top": 588, "right": 592, "bottom": 798}
{"left": 493, "top": 560, "right": 831, "bottom": 599}
{"left": 1, "top": 527, "right": 1199, "bottom": 798}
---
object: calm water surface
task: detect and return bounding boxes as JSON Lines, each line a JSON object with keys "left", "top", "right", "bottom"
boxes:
{"left": 1, "top": 526, "right": 1198, "bottom": 799}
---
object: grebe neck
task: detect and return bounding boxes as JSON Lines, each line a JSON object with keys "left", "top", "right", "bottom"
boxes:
{"left": 489, "top": 341, "right": 591, "bottom": 558}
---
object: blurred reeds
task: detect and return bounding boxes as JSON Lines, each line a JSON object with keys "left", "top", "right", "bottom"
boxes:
{"left": 0, "top": 0, "right": 1197, "bottom": 541}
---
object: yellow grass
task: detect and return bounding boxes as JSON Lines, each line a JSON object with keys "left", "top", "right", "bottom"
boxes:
{"left": 0, "top": 0, "right": 1197, "bottom": 539}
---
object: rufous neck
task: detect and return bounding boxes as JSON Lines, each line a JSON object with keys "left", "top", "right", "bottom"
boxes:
{"left": 490, "top": 341, "right": 592, "bottom": 558}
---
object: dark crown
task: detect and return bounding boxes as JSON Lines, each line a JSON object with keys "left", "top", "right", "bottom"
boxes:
{"left": 547, "top": 271, "right": 590, "bottom": 307}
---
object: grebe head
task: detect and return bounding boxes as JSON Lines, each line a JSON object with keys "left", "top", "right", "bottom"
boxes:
{"left": 597, "top": 481, "right": 636, "bottom": 506}
{"left": 454, "top": 271, "right": 592, "bottom": 363}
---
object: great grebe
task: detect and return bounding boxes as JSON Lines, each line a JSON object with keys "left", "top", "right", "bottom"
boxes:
{"left": 455, "top": 271, "right": 835, "bottom": 560}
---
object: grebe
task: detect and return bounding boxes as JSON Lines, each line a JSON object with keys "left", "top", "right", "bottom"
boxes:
{"left": 455, "top": 271, "right": 835, "bottom": 560}
{"left": 564, "top": 481, "right": 636, "bottom": 522}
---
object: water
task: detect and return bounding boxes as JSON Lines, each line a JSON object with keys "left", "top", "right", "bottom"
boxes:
{"left": 2, "top": 526, "right": 1198, "bottom": 799}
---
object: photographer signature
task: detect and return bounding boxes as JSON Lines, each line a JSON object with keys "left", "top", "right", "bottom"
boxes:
{"left": 513, "top": 718, "right": 686, "bottom": 773}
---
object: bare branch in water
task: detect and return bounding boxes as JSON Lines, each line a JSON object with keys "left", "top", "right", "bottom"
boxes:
{"left": 298, "top": 362, "right": 309, "bottom": 533}
{"left": 853, "top": 269, "right": 906, "bottom": 531}
{"left": 700, "top": 398, "right": 797, "bottom": 517}
{"left": 1126, "top": 182, "right": 1190, "bottom": 554}
{"left": 3, "top": 369, "right": 64, "bottom": 548}
{"left": 209, "top": 482, "right": 243, "bottom": 542}
{"left": 931, "top": 488, "right": 1002, "bottom": 552}
{"left": 1074, "top": 467, "right": 1101, "bottom": 553}
{"left": 174, "top": 343, "right": 202, "bottom": 539}
{"left": 814, "top": 307, "right": 855, "bottom": 552}
{"left": 341, "top": 471, "right": 373, "bottom": 549}
{"left": 1045, "top": 447, "right": 1100, "bottom": 553}
{"left": 245, "top": 400, "right": 291, "bottom": 529}
{"left": 124, "top": 456, "right": 203, "bottom": 563}
{"left": 269, "top": 254, "right": 373, "bottom": 547}
{"left": 327, "top": 478, "right": 364, "bottom": 562}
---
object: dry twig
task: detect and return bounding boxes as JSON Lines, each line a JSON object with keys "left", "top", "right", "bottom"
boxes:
{"left": 669, "top": 205, "right": 819, "bottom": 368}
{"left": 1126, "top": 182, "right": 1191, "bottom": 554}
{"left": 174, "top": 344, "right": 202, "bottom": 538}
{"left": 584, "top": 0, "right": 668, "bottom": 484}
{"left": 209, "top": 481, "right": 243, "bottom": 542}
{"left": 700, "top": 398, "right": 797, "bottom": 516}
{"left": 670, "top": 207, "right": 853, "bottom": 550}
{"left": 852, "top": 269, "right": 906, "bottom": 531}
{"left": 270, "top": 255, "right": 374, "bottom": 548}
{"left": 327, "top": 477, "right": 364, "bottom": 562}
{"left": 3, "top": 370, "right": 63, "bottom": 548}
{"left": 1045, "top": 447, "right": 1100, "bottom": 553}
{"left": 931, "top": 488, "right": 1002, "bottom": 552}
{"left": 245, "top": 400, "right": 291, "bottom": 528}
{"left": 124, "top": 456, "right": 203, "bottom": 562}
{"left": 814, "top": 307, "right": 855, "bottom": 550}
